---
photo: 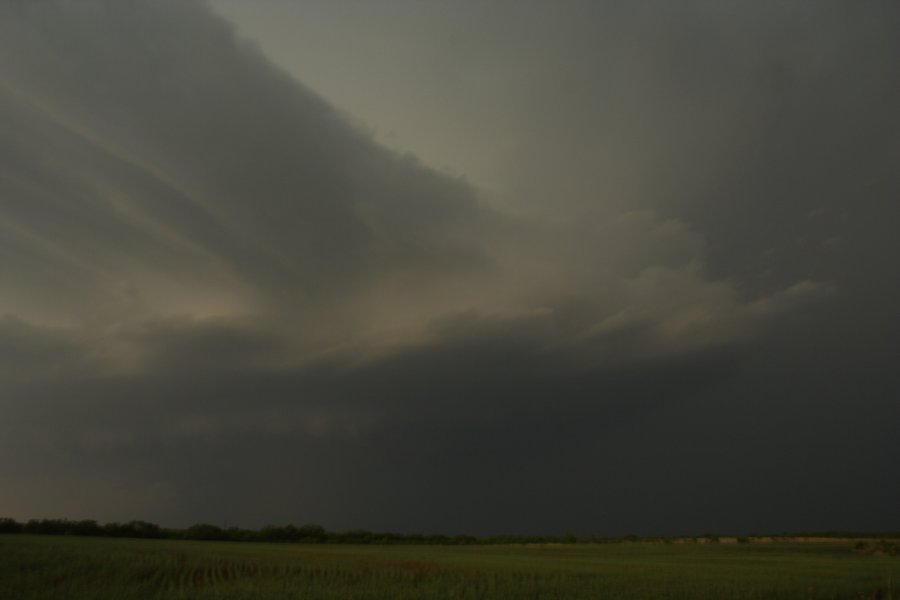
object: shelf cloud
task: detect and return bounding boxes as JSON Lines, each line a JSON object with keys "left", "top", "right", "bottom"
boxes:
{"left": 1, "top": 0, "right": 897, "bottom": 534}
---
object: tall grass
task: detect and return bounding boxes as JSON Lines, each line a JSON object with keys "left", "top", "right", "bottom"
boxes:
{"left": 1, "top": 534, "right": 897, "bottom": 599}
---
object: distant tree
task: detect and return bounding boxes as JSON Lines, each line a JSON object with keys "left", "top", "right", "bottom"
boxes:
{"left": 104, "top": 520, "right": 162, "bottom": 539}
{"left": 25, "top": 519, "right": 68, "bottom": 535}
{"left": 224, "top": 526, "right": 253, "bottom": 542}
{"left": 186, "top": 523, "right": 226, "bottom": 541}
{"left": 297, "top": 524, "right": 326, "bottom": 543}
{"left": 0, "top": 518, "right": 22, "bottom": 533}
{"left": 259, "top": 525, "right": 286, "bottom": 542}
{"left": 72, "top": 520, "right": 102, "bottom": 536}
{"left": 338, "top": 529, "right": 373, "bottom": 544}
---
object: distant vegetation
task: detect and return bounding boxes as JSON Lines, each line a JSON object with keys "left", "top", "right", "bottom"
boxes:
{"left": 1, "top": 517, "right": 897, "bottom": 546}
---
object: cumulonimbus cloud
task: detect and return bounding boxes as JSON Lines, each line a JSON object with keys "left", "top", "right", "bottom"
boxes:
{"left": 0, "top": 0, "right": 861, "bottom": 531}
{"left": 0, "top": 0, "right": 829, "bottom": 378}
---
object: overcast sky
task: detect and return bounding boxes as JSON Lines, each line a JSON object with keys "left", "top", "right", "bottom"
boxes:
{"left": 1, "top": 0, "right": 898, "bottom": 536}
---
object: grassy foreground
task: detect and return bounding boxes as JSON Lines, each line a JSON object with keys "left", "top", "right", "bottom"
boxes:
{"left": 1, "top": 534, "right": 898, "bottom": 599}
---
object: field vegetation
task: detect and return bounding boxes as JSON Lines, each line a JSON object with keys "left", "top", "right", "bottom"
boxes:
{"left": 2, "top": 533, "right": 899, "bottom": 599}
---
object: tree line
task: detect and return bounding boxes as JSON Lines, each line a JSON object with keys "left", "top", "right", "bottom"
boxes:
{"left": 1, "top": 518, "right": 896, "bottom": 545}
{"left": 0, "top": 518, "right": 577, "bottom": 544}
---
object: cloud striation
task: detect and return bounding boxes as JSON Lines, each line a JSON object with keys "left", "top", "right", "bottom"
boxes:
{"left": 0, "top": 0, "right": 897, "bottom": 535}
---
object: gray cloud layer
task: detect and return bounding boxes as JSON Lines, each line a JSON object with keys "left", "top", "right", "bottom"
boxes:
{"left": 0, "top": 0, "right": 897, "bottom": 534}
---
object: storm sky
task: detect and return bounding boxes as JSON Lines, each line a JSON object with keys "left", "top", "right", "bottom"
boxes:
{"left": 1, "top": 0, "right": 898, "bottom": 536}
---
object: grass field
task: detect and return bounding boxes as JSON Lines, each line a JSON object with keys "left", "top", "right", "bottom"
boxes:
{"left": 1, "top": 534, "right": 898, "bottom": 599}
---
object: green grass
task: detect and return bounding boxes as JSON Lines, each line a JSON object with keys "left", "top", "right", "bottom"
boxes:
{"left": 1, "top": 534, "right": 898, "bottom": 599}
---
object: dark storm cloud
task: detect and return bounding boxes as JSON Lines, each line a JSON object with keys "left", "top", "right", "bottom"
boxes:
{"left": 0, "top": 0, "right": 491, "bottom": 312}
{"left": 1, "top": 0, "right": 897, "bottom": 534}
